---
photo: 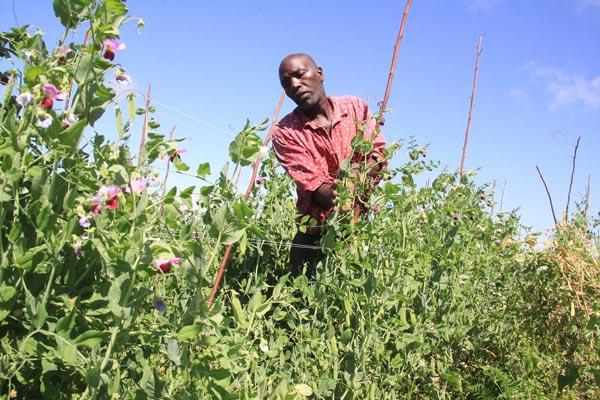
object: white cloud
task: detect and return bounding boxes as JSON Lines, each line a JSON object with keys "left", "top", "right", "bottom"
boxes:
{"left": 577, "top": 0, "right": 600, "bottom": 8}
{"left": 508, "top": 87, "right": 530, "bottom": 105}
{"left": 464, "top": 0, "right": 501, "bottom": 13}
{"left": 530, "top": 65, "right": 600, "bottom": 110}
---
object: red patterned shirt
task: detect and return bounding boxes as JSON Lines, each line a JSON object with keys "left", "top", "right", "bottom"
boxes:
{"left": 272, "top": 95, "right": 386, "bottom": 233}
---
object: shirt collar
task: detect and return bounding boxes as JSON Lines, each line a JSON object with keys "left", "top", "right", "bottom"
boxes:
{"left": 293, "top": 96, "right": 349, "bottom": 130}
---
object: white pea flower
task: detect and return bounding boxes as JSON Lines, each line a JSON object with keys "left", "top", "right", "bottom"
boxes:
{"left": 16, "top": 92, "right": 34, "bottom": 107}
{"left": 259, "top": 146, "right": 269, "bottom": 158}
{"left": 36, "top": 115, "right": 53, "bottom": 128}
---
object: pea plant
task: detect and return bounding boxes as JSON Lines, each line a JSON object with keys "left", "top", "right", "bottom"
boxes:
{"left": 1, "top": 1, "right": 599, "bottom": 399}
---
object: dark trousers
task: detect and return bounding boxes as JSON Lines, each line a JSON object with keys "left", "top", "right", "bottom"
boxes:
{"left": 290, "top": 231, "right": 324, "bottom": 278}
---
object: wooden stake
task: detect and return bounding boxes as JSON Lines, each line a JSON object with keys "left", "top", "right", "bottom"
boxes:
{"left": 460, "top": 35, "right": 483, "bottom": 175}
{"left": 207, "top": 91, "right": 286, "bottom": 308}
{"left": 378, "top": 0, "right": 412, "bottom": 117}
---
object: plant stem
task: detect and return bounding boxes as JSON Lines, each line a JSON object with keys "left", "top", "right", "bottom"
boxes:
{"left": 584, "top": 174, "right": 591, "bottom": 219}
{"left": 137, "top": 84, "right": 152, "bottom": 166}
{"left": 536, "top": 164, "right": 558, "bottom": 225}
{"left": 160, "top": 124, "right": 178, "bottom": 214}
{"left": 565, "top": 136, "right": 581, "bottom": 220}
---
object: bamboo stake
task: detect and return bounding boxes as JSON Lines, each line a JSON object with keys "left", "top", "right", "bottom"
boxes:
{"left": 565, "top": 136, "right": 581, "bottom": 220}
{"left": 352, "top": 0, "right": 412, "bottom": 224}
{"left": 536, "top": 165, "right": 558, "bottom": 225}
{"left": 460, "top": 35, "right": 483, "bottom": 175}
{"left": 207, "top": 91, "right": 286, "bottom": 308}
{"left": 138, "top": 84, "right": 152, "bottom": 166}
{"left": 378, "top": 0, "right": 412, "bottom": 117}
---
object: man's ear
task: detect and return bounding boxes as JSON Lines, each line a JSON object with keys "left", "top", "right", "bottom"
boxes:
{"left": 316, "top": 66, "right": 324, "bottom": 83}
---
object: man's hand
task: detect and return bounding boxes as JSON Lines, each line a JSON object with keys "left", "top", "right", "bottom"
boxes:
{"left": 313, "top": 182, "right": 338, "bottom": 210}
{"left": 352, "top": 157, "right": 382, "bottom": 180}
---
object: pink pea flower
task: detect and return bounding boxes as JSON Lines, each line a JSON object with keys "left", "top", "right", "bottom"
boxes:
{"left": 154, "top": 257, "right": 181, "bottom": 274}
{"left": 126, "top": 178, "right": 147, "bottom": 194}
{"left": 98, "top": 185, "right": 122, "bottom": 199}
{"left": 169, "top": 148, "right": 187, "bottom": 162}
{"left": 87, "top": 195, "right": 104, "bottom": 214}
{"left": 255, "top": 176, "right": 264, "bottom": 186}
{"left": 103, "top": 39, "right": 126, "bottom": 61}
{"left": 55, "top": 45, "right": 72, "bottom": 57}
{"left": 371, "top": 204, "right": 381, "bottom": 212}
{"left": 42, "top": 84, "right": 58, "bottom": 98}
{"left": 40, "top": 97, "right": 53, "bottom": 109}
{"left": 88, "top": 185, "right": 122, "bottom": 212}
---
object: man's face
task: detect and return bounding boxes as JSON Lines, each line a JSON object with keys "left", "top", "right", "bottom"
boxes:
{"left": 279, "top": 55, "right": 325, "bottom": 110}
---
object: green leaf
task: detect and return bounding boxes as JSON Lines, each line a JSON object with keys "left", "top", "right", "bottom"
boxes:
{"left": 558, "top": 364, "right": 579, "bottom": 391}
{"left": 248, "top": 291, "right": 262, "bottom": 313}
{"left": 105, "top": 0, "right": 128, "bottom": 15}
{"left": 165, "top": 338, "right": 181, "bottom": 365}
{"left": 441, "top": 372, "right": 463, "bottom": 393}
{"left": 74, "top": 330, "right": 109, "bottom": 348}
{"left": 173, "top": 156, "right": 190, "bottom": 171}
{"left": 108, "top": 274, "right": 129, "bottom": 318}
{"left": 61, "top": 117, "right": 87, "bottom": 151}
{"left": 24, "top": 66, "right": 45, "bottom": 85}
{"left": 31, "top": 301, "right": 48, "bottom": 329}
{"left": 175, "top": 325, "right": 202, "bottom": 340}
{"left": 233, "top": 202, "right": 254, "bottom": 220}
{"left": 230, "top": 294, "right": 247, "bottom": 328}
{"left": 56, "top": 307, "right": 76, "bottom": 335}
{"left": 134, "top": 189, "right": 149, "bottom": 218}
{"left": 228, "top": 126, "right": 261, "bottom": 167}
{"left": 86, "top": 366, "right": 101, "bottom": 388}
{"left": 56, "top": 339, "right": 78, "bottom": 364}
{"left": 53, "top": 0, "right": 78, "bottom": 28}
{"left": 197, "top": 162, "right": 211, "bottom": 178}
{"left": 0, "top": 286, "right": 17, "bottom": 321}
{"left": 74, "top": 53, "right": 94, "bottom": 85}
{"left": 294, "top": 384, "right": 313, "bottom": 397}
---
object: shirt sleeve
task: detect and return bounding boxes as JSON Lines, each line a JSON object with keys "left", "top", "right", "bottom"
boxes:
{"left": 272, "top": 128, "right": 329, "bottom": 193}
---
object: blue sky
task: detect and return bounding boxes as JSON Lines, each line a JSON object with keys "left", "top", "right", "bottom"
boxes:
{"left": 2, "top": 0, "right": 599, "bottom": 235}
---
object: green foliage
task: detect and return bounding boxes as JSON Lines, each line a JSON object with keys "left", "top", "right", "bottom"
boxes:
{"left": 1, "top": 1, "right": 599, "bottom": 399}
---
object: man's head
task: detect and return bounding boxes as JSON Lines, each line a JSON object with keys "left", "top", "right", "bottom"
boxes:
{"left": 278, "top": 53, "right": 327, "bottom": 111}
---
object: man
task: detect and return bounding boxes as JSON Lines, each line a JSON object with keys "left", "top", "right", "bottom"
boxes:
{"left": 272, "top": 53, "right": 386, "bottom": 276}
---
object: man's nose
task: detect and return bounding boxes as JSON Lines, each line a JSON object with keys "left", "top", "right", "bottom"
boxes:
{"left": 290, "top": 77, "right": 302, "bottom": 90}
